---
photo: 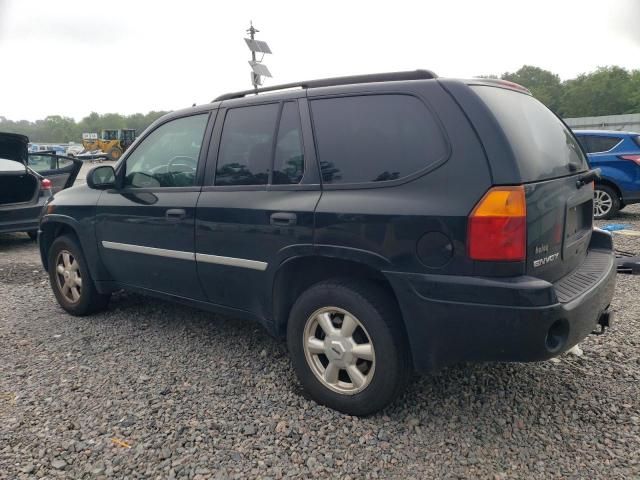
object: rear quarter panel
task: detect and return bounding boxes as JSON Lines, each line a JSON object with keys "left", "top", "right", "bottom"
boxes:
{"left": 589, "top": 136, "right": 640, "bottom": 196}
{"left": 313, "top": 81, "right": 492, "bottom": 276}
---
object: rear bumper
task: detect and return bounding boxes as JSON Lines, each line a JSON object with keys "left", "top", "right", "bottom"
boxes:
{"left": 621, "top": 190, "right": 640, "bottom": 205}
{"left": 0, "top": 197, "right": 46, "bottom": 234}
{"left": 385, "top": 232, "right": 617, "bottom": 372}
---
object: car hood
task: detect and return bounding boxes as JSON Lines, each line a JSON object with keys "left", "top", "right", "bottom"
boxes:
{"left": 0, "top": 132, "right": 29, "bottom": 166}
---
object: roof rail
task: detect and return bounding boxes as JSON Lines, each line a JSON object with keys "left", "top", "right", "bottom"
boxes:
{"left": 213, "top": 69, "right": 438, "bottom": 102}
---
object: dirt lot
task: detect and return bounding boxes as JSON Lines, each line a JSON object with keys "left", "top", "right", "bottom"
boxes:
{"left": 1, "top": 204, "right": 639, "bottom": 479}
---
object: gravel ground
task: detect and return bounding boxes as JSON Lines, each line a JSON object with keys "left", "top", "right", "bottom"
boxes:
{"left": 1, "top": 206, "right": 640, "bottom": 479}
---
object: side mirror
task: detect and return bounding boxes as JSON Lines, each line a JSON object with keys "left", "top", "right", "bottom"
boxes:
{"left": 86, "top": 165, "right": 116, "bottom": 190}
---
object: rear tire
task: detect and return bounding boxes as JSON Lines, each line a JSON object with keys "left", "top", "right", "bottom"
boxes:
{"left": 593, "top": 184, "right": 620, "bottom": 220}
{"left": 47, "top": 235, "right": 110, "bottom": 315}
{"left": 287, "top": 279, "right": 411, "bottom": 416}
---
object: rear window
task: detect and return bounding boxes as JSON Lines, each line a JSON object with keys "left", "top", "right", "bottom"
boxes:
{"left": 576, "top": 135, "right": 622, "bottom": 154}
{"left": 633, "top": 135, "right": 640, "bottom": 148}
{"left": 310, "top": 94, "right": 447, "bottom": 184}
{"left": 472, "top": 86, "right": 588, "bottom": 181}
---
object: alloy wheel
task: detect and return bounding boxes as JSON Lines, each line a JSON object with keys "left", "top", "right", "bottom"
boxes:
{"left": 55, "top": 250, "right": 82, "bottom": 304}
{"left": 302, "top": 307, "right": 375, "bottom": 395}
{"left": 594, "top": 189, "right": 613, "bottom": 218}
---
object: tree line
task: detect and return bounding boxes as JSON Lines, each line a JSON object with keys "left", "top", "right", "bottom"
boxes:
{"left": 1, "top": 65, "right": 639, "bottom": 143}
{"left": 481, "top": 65, "right": 640, "bottom": 117}
{"left": 0, "top": 111, "right": 169, "bottom": 144}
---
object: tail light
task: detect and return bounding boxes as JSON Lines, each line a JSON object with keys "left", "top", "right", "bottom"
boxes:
{"left": 619, "top": 154, "right": 640, "bottom": 166}
{"left": 468, "top": 186, "right": 526, "bottom": 261}
{"left": 40, "top": 178, "right": 52, "bottom": 190}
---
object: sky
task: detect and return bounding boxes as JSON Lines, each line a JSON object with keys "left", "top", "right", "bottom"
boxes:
{"left": 0, "top": 0, "right": 639, "bottom": 121}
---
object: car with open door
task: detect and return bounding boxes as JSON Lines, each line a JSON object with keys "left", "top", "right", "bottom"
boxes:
{"left": 0, "top": 132, "right": 82, "bottom": 239}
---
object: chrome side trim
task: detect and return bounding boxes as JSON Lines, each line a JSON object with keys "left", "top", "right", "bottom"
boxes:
{"left": 195, "top": 253, "right": 268, "bottom": 271}
{"left": 101, "top": 241, "right": 194, "bottom": 261}
{"left": 101, "top": 240, "right": 268, "bottom": 271}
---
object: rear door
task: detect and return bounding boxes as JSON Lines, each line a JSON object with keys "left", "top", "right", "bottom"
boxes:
{"left": 195, "top": 98, "right": 320, "bottom": 317}
{"left": 468, "top": 85, "right": 593, "bottom": 282}
{"left": 27, "top": 153, "right": 82, "bottom": 192}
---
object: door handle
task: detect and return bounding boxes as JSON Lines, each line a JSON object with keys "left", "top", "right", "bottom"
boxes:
{"left": 166, "top": 208, "right": 186, "bottom": 222}
{"left": 270, "top": 212, "right": 297, "bottom": 226}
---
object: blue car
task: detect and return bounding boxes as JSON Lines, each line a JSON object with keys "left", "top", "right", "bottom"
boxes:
{"left": 573, "top": 130, "right": 640, "bottom": 219}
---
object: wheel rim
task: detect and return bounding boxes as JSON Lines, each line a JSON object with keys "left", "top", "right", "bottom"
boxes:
{"left": 302, "top": 307, "right": 375, "bottom": 395}
{"left": 55, "top": 250, "right": 82, "bottom": 304}
{"left": 594, "top": 189, "right": 613, "bottom": 218}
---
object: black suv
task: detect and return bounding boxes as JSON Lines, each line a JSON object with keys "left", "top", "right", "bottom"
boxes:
{"left": 39, "top": 71, "right": 616, "bottom": 415}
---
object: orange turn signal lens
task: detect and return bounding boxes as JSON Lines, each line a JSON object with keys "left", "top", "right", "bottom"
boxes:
{"left": 470, "top": 185, "right": 526, "bottom": 217}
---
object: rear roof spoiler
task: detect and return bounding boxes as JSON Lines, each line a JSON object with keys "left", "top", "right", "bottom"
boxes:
{"left": 466, "top": 78, "right": 532, "bottom": 95}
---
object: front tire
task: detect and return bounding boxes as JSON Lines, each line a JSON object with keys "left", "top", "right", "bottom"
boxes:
{"left": 47, "top": 235, "right": 110, "bottom": 315}
{"left": 287, "top": 279, "right": 410, "bottom": 416}
{"left": 107, "top": 147, "right": 123, "bottom": 161}
{"left": 593, "top": 185, "right": 620, "bottom": 220}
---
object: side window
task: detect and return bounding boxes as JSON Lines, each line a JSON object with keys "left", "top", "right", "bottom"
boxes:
{"left": 57, "top": 157, "right": 74, "bottom": 169}
{"left": 215, "top": 104, "right": 279, "bottom": 186}
{"left": 273, "top": 102, "right": 304, "bottom": 184}
{"left": 579, "top": 135, "right": 621, "bottom": 154}
{"left": 124, "top": 114, "right": 208, "bottom": 188}
{"left": 27, "top": 155, "right": 55, "bottom": 172}
{"left": 590, "top": 136, "right": 621, "bottom": 153}
{"left": 310, "top": 95, "right": 447, "bottom": 184}
{"left": 575, "top": 135, "right": 588, "bottom": 152}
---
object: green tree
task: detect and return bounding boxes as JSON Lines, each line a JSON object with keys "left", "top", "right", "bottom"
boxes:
{"left": 42, "top": 116, "right": 76, "bottom": 142}
{"left": 629, "top": 69, "right": 640, "bottom": 113}
{"left": 501, "top": 65, "right": 562, "bottom": 112}
{"left": 0, "top": 111, "right": 171, "bottom": 143}
{"left": 559, "top": 66, "right": 635, "bottom": 117}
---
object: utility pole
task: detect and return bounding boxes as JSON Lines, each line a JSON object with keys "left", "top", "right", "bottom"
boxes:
{"left": 247, "top": 22, "right": 259, "bottom": 93}
{"left": 244, "top": 21, "right": 272, "bottom": 93}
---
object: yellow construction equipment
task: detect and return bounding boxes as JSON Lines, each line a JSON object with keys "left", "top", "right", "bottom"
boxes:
{"left": 81, "top": 129, "right": 136, "bottom": 161}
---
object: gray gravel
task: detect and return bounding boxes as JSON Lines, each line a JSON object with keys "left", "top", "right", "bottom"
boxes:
{"left": 1, "top": 207, "right": 640, "bottom": 479}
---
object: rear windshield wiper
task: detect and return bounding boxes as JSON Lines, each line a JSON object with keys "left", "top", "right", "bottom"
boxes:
{"left": 576, "top": 168, "right": 601, "bottom": 189}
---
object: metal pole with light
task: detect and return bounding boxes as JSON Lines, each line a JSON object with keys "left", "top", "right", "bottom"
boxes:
{"left": 245, "top": 22, "right": 272, "bottom": 93}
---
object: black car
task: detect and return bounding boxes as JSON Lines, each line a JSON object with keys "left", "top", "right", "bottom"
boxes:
{"left": 38, "top": 71, "right": 616, "bottom": 415}
{"left": 0, "top": 133, "right": 81, "bottom": 238}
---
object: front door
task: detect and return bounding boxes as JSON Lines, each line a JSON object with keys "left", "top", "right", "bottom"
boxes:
{"left": 195, "top": 99, "right": 320, "bottom": 317}
{"left": 95, "top": 112, "right": 213, "bottom": 300}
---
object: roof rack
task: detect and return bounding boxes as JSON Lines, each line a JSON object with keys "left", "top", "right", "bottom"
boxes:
{"left": 213, "top": 69, "right": 438, "bottom": 102}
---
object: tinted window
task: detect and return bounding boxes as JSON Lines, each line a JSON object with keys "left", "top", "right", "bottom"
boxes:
{"left": 577, "top": 135, "right": 622, "bottom": 154}
{"left": 310, "top": 95, "right": 447, "bottom": 184}
{"left": 273, "top": 102, "right": 304, "bottom": 184}
{"left": 472, "top": 86, "right": 587, "bottom": 181}
{"left": 124, "top": 114, "right": 208, "bottom": 188}
{"left": 27, "top": 154, "right": 73, "bottom": 172}
{"left": 216, "top": 104, "right": 279, "bottom": 186}
{"left": 28, "top": 154, "right": 56, "bottom": 172}
{"left": 58, "top": 157, "right": 75, "bottom": 169}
